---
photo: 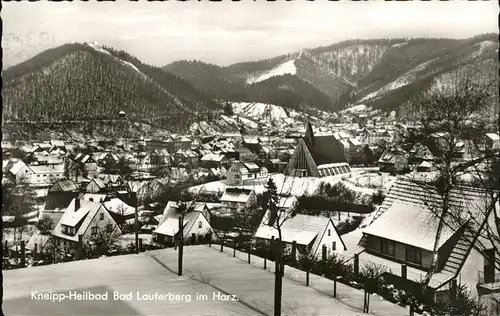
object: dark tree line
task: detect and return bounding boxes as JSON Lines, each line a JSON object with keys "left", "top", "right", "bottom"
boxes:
{"left": 3, "top": 43, "right": 218, "bottom": 126}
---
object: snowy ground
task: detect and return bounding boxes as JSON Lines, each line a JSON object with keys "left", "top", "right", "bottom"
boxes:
{"left": 342, "top": 171, "right": 397, "bottom": 193}
{"left": 188, "top": 171, "right": 388, "bottom": 204}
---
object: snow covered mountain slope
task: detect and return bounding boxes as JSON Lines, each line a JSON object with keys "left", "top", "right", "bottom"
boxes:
{"left": 247, "top": 59, "right": 297, "bottom": 84}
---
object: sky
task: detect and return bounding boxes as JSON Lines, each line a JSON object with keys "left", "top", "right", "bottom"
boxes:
{"left": 2, "top": 1, "right": 498, "bottom": 68}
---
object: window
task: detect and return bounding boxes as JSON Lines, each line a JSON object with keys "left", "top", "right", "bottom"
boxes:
{"left": 91, "top": 227, "right": 97, "bottom": 236}
{"left": 328, "top": 229, "right": 331, "bottom": 236}
{"left": 99, "top": 213, "right": 104, "bottom": 220}
{"left": 406, "top": 245, "right": 422, "bottom": 265}
{"left": 381, "top": 239, "right": 395, "bottom": 257}
{"left": 198, "top": 221, "right": 202, "bottom": 228}
{"left": 332, "top": 241, "right": 336, "bottom": 251}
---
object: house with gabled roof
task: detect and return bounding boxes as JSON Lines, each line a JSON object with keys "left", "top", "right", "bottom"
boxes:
{"left": 377, "top": 146, "right": 409, "bottom": 174}
{"left": 8, "top": 160, "right": 31, "bottom": 184}
{"left": 49, "top": 179, "right": 78, "bottom": 192}
{"left": 86, "top": 178, "right": 107, "bottom": 193}
{"left": 226, "top": 161, "right": 268, "bottom": 186}
{"left": 52, "top": 198, "right": 121, "bottom": 255}
{"left": 347, "top": 177, "right": 500, "bottom": 301}
{"left": 285, "top": 123, "right": 351, "bottom": 178}
{"left": 255, "top": 210, "right": 347, "bottom": 258}
{"left": 97, "top": 152, "right": 120, "bottom": 169}
{"left": 153, "top": 201, "right": 213, "bottom": 245}
{"left": 220, "top": 187, "right": 257, "bottom": 213}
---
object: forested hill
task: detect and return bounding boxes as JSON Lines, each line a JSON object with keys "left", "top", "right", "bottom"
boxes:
{"left": 2, "top": 42, "right": 218, "bottom": 126}
{"left": 164, "top": 34, "right": 498, "bottom": 113}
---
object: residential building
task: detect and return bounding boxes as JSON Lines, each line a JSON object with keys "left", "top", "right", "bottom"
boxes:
{"left": 255, "top": 211, "right": 347, "bottom": 258}
{"left": 349, "top": 178, "right": 500, "bottom": 301}
{"left": 484, "top": 133, "right": 500, "bottom": 150}
{"left": 285, "top": 122, "right": 351, "bottom": 177}
{"left": 153, "top": 201, "right": 213, "bottom": 245}
{"left": 220, "top": 187, "right": 257, "bottom": 212}
{"left": 200, "top": 153, "right": 228, "bottom": 169}
{"left": 48, "top": 179, "right": 78, "bottom": 192}
{"left": 9, "top": 162, "right": 65, "bottom": 186}
{"left": 97, "top": 152, "right": 120, "bottom": 169}
{"left": 51, "top": 198, "right": 121, "bottom": 255}
{"left": 226, "top": 161, "right": 268, "bottom": 186}
{"left": 377, "top": 147, "right": 409, "bottom": 174}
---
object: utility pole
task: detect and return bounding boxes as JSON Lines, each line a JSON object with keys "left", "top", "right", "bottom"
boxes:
{"left": 133, "top": 192, "right": 139, "bottom": 254}
{"left": 178, "top": 216, "right": 184, "bottom": 276}
{"left": 274, "top": 239, "right": 282, "bottom": 316}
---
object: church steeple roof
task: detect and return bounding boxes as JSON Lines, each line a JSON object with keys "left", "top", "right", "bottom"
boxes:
{"left": 305, "top": 121, "right": 315, "bottom": 146}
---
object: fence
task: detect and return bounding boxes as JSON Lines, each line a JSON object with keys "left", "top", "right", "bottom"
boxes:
{"left": 210, "top": 237, "right": 458, "bottom": 316}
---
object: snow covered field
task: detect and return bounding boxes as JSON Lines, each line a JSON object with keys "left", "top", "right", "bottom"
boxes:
{"left": 188, "top": 171, "right": 385, "bottom": 203}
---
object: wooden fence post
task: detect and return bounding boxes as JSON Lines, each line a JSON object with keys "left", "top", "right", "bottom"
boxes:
{"left": 233, "top": 242, "right": 236, "bottom": 257}
{"left": 220, "top": 235, "right": 224, "bottom": 252}
{"left": 291, "top": 241, "right": 297, "bottom": 264}
{"left": 306, "top": 266, "right": 310, "bottom": 286}
{"left": 264, "top": 257, "right": 267, "bottom": 270}
{"left": 208, "top": 232, "right": 212, "bottom": 247}
{"left": 33, "top": 243, "right": 38, "bottom": 261}
{"left": 20, "top": 240, "right": 26, "bottom": 267}
{"left": 354, "top": 253, "right": 359, "bottom": 281}
{"left": 247, "top": 244, "right": 251, "bottom": 264}
{"left": 191, "top": 233, "right": 196, "bottom": 245}
{"left": 178, "top": 217, "right": 183, "bottom": 276}
{"left": 139, "top": 238, "right": 143, "bottom": 252}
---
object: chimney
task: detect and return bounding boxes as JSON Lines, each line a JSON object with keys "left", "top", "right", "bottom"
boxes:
{"left": 75, "top": 198, "right": 80, "bottom": 212}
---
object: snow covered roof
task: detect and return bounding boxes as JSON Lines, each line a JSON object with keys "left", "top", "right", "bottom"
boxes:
{"left": 363, "top": 201, "right": 458, "bottom": 251}
{"left": 221, "top": 187, "right": 254, "bottom": 203}
{"left": 104, "top": 198, "right": 135, "bottom": 216}
{"left": 255, "top": 225, "right": 317, "bottom": 246}
{"left": 485, "top": 133, "right": 500, "bottom": 141}
{"left": 155, "top": 203, "right": 204, "bottom": 238}
{"left": 60, "top": 207, "right": 90, "bottom": 227}
{"left": 419, "top": 161, "right": 433, "bottom": 168}
{"left": 201, "top": 153, "right": 226, "bottom": 162}
{"left": 9, "top": 160, "right": 27, "bottom": 175}
{"left": 53, "top": 198, "right": 119, "bottom": 242}
{"left": 52, "top": 180, "right": 78, "bottom": 192}
{"left": 154, "top": 217, "right": 187, "bottom": 237}
{"left": 29, "top": 164, "right": 65, "bottom": 174}
{"left": 255, "top": 212, "right": 344, "bottom": 255}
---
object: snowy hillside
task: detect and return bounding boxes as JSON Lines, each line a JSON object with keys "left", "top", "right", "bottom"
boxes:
{"left": 231, "top": 102, "right": 292, "bottom": 123}
{"left": 247, "top": 59, "right": 297, "bottom": 84}
{"left": 359, "top": 59, "right": 436, "bottom": 102}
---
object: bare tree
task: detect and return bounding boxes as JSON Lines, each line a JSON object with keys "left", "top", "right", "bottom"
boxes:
{"left": 408, "top": 69, "right": 497, "bottom": 285}
{"left": 359, "top": 262, "right": 387, "bottom": 313}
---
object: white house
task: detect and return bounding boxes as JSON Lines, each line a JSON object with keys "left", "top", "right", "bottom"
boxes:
{"left": 226, "top": 161, "right": 268, "bottom": 186}
{"left": 255, "top": 210, "right": 347, "bottom": 258}
{"left": 51, "top": 198, "right": 121, "bottom": 255}
{"left": 9, "top": 161, "right": 65, "bottom": 186}
{"left": 153, "top": 201, "right": 213, "bottom": 245}
{"left": 220, "top": 187, "right": 257, "bottom": 212}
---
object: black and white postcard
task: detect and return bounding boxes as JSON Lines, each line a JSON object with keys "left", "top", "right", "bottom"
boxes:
{"left": 2, "top": 1, "right": 499, "bottom": 316}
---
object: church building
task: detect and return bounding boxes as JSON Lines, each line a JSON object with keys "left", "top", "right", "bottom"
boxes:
{"left": 285, "top": 123, "right": 351, "bottom": 177}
